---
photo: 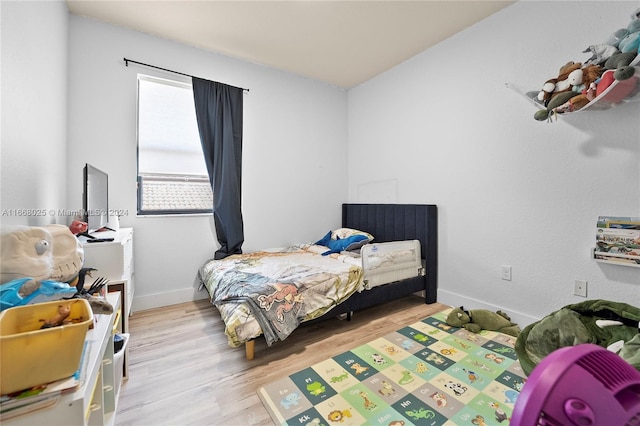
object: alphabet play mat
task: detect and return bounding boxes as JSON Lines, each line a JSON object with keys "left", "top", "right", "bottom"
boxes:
{"left": 257, "top": 309, "right": 525, "bottom": 425}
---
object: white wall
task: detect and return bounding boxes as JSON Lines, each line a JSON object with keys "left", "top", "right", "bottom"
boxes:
{"left": 348, "top": 0, "right": 640, "bottom": 327}
{"left": 66, "top": 16, "right": 348, "bottom": 311}
{"left": 1, "top": 0, "right": 68, "bottom": 227}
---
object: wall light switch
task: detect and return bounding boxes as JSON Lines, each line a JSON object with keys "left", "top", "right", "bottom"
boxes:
{"left": 501, "top": 265, "right": 512, "bottom": 281}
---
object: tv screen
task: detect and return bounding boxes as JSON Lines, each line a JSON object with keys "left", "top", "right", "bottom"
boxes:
{"left": 83, "top": 163, "right": 109, "bottom": 233}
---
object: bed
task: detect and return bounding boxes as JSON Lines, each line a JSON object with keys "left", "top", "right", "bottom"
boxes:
{"left": 197, "top": 203, "right": 438, "bottom": 359}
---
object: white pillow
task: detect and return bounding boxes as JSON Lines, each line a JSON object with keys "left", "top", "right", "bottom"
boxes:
{"left": 331, "top": 228, "right": 374, "bottom": 242}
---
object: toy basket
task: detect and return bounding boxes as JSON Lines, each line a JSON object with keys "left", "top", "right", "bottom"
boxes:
{"left": 0, "top": 298, "right": 93, "bottom": 395}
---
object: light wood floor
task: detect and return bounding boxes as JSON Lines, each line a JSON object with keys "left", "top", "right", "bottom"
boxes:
{"left": 115, "top": 296, "right": 449, "bottom": 426}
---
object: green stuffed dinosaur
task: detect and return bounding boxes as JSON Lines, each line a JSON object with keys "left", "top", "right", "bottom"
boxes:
{"left": 446, "top": 306, "right": 521, "bottom": 337}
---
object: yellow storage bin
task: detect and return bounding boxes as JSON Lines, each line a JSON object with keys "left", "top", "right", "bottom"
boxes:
{"left": 0, "top": 298, "right": 93, "bottom": 395}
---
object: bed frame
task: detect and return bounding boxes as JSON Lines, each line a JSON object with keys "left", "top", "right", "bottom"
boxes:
{"left": 244, "top": 203, "right": 438, "bottom": 359}
{"left": 332, "top": 203, "right": 438, "bottom": 312}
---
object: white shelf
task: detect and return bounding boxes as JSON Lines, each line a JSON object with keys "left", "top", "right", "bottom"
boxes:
{"left": 508, "top": 55, "right": 640, "bottom": 119}
{"left": 81, "top": 227, "right": 134, "bottom": 379}
{"left": 4, "top": 293, "right": 122, "bottom": 425}
{"left": 593, "top": 248, "right": 640, "bottom": 268}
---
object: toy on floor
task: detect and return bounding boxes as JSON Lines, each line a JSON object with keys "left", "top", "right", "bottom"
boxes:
{"left": 514, "top": 299, "right": 640, "bottom": 376}
{"left": 445, "top": 306, "right": 521, "bottom": 337}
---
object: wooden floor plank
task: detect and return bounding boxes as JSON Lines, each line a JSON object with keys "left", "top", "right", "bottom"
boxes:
{"left": 115, "top": 296, "right": 449, "bottom": 425}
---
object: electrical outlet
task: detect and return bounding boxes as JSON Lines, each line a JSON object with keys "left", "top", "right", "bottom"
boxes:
{"left": 574, "top": 280, "right": 588, "bottom": 297}
{"left": 501, "top": 265, "right": 512, "bottom": 281}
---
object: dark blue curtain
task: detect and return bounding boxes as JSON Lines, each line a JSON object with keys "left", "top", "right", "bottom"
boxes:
{"left": 192, "top": 78, "right": 244, "bottom": 259}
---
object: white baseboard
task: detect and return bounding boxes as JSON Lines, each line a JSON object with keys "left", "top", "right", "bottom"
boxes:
{"left": 132, "top": 287, "right": 209, "bottom": 313}
{"left": 131, "top": 287, "right": 541, "bottom": 330}
{"left": 438, "top": 289, "right": 539, "bottom": 329}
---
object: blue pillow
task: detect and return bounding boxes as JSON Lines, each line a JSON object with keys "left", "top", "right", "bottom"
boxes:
{"left": 315, "top": 231, "right": 369, "bottom": 255}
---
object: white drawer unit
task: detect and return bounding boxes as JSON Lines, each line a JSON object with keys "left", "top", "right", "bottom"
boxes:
{"left": 81, "top": 228, "right": 134, "bottom": 319}
{"left": 80, "top": 228, "right": 134, "bottom": 378}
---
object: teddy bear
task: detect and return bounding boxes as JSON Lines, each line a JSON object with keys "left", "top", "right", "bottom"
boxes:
{"left": 445, "top": 306, "right": 521, "bottom": 337}
{"left": 537, "top": 61, "right": 583, "bottom": 106}
{"left": 571, "top": 64, "right": 604, "bottom": 93}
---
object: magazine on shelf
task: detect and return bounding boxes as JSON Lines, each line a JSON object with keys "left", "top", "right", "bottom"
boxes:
{"left": 596, "top": 228, "right": 640, "bottom": 245}
{"left": 596, "top": 216, "right": 640, "bottom": 229}
{"left": 0, "top": 395, "right": 60, "bottom": 421}
{"left": 593, "top": 251, "right": 640, "bottom": 266}
{"left": 594, "top": 216, "right": 640, "bottom": 266}
{"left": 0, "top": 341, "right": 92, "bottom": 420}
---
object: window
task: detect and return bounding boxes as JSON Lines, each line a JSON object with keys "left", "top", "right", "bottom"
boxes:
{"left": 137, "top": 75, "right": 212, "bottom": 215}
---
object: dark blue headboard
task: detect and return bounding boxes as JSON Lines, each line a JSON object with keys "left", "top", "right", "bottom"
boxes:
{"left": 342, "top": 203, "right": 438, "bottom": 303}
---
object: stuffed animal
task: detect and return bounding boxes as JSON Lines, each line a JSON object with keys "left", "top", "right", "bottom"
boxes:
{"left": 607, "top": 17, "right": 640, "bottom": 49}
{"left": 534, "top": 62, "right": 605, "bottom": 120}
{"left": 549, "top": 63, "right": 605, "bottom": 115}
{"left": 573, "top": 64, "right": 604, "bottom": 93}
{"left": 537, "top": 62, "right": 583, "bottom": 106}
{"left": 315, "top": 230, "right": 371, "bottom": 255}
{"left": 552, "top": 92, "right": 592, "bottom": 115}
{"left": 1, "top": 224, "right": 83, "bottom": 284}
{"left": 590, "top": 9, "right": 640, "bottom": 82}
{"left": 0, "top": 225, "right": 111, "bottom": 314}
{"left": 619, "top": 29, "right": 640, "bottom": 54}
{"left": 445, "top": 306, "right": 521, "bottom": 337}
{"left": 604, "top": 51, "right": 638, "bottom": 81}
{"left": 613, "top": 9, "right": 640, "bottom": 54}
{"left": 583, "top": 44, "right": 619, "bottom": 65}
{"left": 534, "top": 90, "right": 582, "bottom": 121}
{"left": 532, "top": 8, "right": 639, "bottom": 121}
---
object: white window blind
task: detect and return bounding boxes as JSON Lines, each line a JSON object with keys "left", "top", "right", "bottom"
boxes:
{"left": 137, "top": 74, "right": 212, "bottom": 214}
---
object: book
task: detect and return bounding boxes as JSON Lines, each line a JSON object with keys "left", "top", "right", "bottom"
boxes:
{"left": 594, "top": 251, "right": 640, "bottom": 266}
{"left": 594, "top": 217, "right": 640, "bottom": 267}
{"left": 0, "top": 395, "right": 60, "bottom": 420}
{"left": 597, "top": 216, "right": 640, "bottom": 229}
{"left": 596, "top": 227, "right": 640, "bottom": 245}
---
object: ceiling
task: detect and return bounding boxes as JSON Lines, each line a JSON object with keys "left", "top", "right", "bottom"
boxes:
{"left": 66, "top": 1, "right": 514, "bottom": 89}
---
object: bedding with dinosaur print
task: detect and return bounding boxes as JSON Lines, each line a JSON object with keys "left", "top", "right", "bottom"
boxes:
{"left": 198, "top": 244, "right": 365, "bottom": 347}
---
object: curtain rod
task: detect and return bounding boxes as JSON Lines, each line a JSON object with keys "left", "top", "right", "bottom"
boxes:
{"left": 123, "top": 58, "right": 249, "bottom": 92}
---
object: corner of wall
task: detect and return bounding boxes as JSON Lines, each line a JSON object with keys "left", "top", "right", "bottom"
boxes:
{"left": 438, "top": 289, "right": 540, "bottom": 329}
